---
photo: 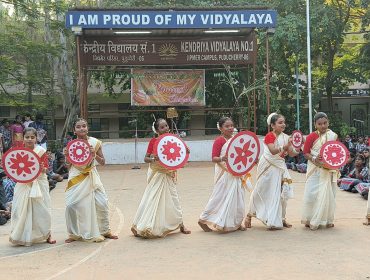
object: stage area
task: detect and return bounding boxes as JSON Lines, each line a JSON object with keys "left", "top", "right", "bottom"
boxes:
{"left": 0, "top": 163, "right": 369, "bottom": 280}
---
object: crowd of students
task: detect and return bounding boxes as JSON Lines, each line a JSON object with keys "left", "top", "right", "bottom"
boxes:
{"left": 338, "top": 135, "right": 370, "bottom": 199}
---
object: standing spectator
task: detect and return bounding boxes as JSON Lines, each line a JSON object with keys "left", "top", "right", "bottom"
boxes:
{"left": 29, "top": 113, "right": 48, "bottom": 149}
{"left": 23, "top": 112, "right": 34, "bottom": 128}
{"left": 343, "top": 134, "right": 354, "bottom": 151}
{"left": 355, "top": 136, "right": 367, "bottom": 154}
{"left": 0, "top": 119, "right": 12, "bottom": 151}
{"left": 10, "top": 115, "right": 24, "bottom": 147}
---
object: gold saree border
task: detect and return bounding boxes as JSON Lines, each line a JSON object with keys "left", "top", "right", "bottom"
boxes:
{"left": 65, "top": 166, "right": 93, "bottom": 191}
{"left": 9, "top": 232, "right": 51, "bottom": 247}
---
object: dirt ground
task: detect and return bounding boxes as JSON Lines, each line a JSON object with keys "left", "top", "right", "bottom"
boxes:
{"left": 1, "top": 162, "right": 369, "bottom": 280}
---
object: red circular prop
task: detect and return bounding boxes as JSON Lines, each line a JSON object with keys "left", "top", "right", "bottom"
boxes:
{"left": 153, "top": 133, "right": 189, "bottom": 170}
{"left": 226, "top": 131, "right": 260, "bottom": 176}
{"left": 291, "top": 130, "right": 304, "bottom": 149}
{"left": 66, "top": 139, "right": 92, "bottom": 166}
{"left": 2, "top": 147, "right": 42, "bottom": 183}
{"left": 320, "top": 140, "right": 349, "bottom": 169}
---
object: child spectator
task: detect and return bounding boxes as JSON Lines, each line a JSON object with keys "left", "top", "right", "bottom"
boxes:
{"left": 338, "top": 155, "right": 369, "bottom": 192}
{"left": 344, "top": 134, "right": 354, "bottom": 151}
{"left": 53, "top": 152, "right": 69, "bottom": 179}
{"left": 340, "top": 152, "right": 356, "bottom": 178}
{"left": 356, "top": 136, "right": 367, "bottom": 154}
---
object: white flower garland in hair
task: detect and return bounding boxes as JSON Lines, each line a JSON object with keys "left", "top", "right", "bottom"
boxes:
{"left": 216, "top": 122, "right": 221, "bottom": 131}
{"left": 152, "top": 122, "right": 157, "bottom": 134}
{"left": 267, "top": 112, "right": 278, "bottom": 126}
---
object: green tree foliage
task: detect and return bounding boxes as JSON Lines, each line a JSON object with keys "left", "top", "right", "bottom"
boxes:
{"left": 0, "top": 0, "right": 368, "bottom": 137}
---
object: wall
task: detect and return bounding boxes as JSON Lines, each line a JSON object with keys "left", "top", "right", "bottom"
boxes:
{"left": 102, "top": 137, "right": 265, "bottom": 164}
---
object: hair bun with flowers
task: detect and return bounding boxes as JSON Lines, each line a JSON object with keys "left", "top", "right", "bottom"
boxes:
{"left": 267, "top": 112, "right": 278, "bottom": 126}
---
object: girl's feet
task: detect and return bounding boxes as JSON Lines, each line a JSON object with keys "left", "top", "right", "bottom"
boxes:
{"left": 131, "top": 227, "right": 139, "bottom": 237}
{"left": 268, "top": 226, "right": 283, "bottom": 231}
{"left": 104, "top": 232, "right": 118, "bottom": 239}
{"left": 283, "top": 220, "right": 292, "bottom": 228}
{"left": 198, "top": 220, "right": 212, "bottom": 232}
{"left": 65, "top": 238, "right": 75, "bottom": 243}
{"left": 363, "top": 218, "right": 370, "bottom": 226}
{"left": 47, "top": 236, "right": 56, "bottom": 244}
{"left": 180, "top": 224, "right": 191, "bottom": 234}
{"left": 244, "top": 214, "right": 252, "bottom": 228}
{"left": 326, "top": 223, "right": 335, "bottom": 228}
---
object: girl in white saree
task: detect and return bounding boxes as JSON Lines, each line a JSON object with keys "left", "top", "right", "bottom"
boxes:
{"left": 10, "top": 127, "right": 56, "bottom": 246}
{"left": 198, "top": 117, "right": 248, "bottom": 232}
{"left": 245, "top": 113, "right": 297, "bottom": 230}
{"left": 301, "top": 112, "right": 338, "bottom": 230}
{"left": 131, "top": 118, "right": 191, "bottom": 238}
{"left": 64, "top": 118, "right": 118, "bottom": 243}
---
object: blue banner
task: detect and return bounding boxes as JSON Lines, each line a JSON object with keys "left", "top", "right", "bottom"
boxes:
{"left": 65, "top": 10, "right": 277, "bottom": 29}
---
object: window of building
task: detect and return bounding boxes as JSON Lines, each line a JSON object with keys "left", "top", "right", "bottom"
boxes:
{"left": 88, "top": 118, "right": 109, "bottom": 139}
{"left": 88, "top": 104, "right": 100, "bottom": 112}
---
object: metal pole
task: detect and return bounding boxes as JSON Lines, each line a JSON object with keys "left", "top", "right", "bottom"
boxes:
{"left": 132, "top": 119, "right": 140, "bottom": 169}
{"left": 266, "top": 33, "right": 270, "bottom": 117}
{"left": 295, "top": 56, "right": 300, "bottom": 130}
{"left": 306, "top": 0, "right": 313, "bottom": 132}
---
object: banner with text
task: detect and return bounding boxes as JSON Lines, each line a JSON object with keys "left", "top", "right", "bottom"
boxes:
{"left": 131, "top": 69, "right": 205, "bottom": 106}
{"left": 66, "top": 10, "right": 277, "bottom": 29}
{"left": 80, "top": 35, "right": 256, "bottom": 65}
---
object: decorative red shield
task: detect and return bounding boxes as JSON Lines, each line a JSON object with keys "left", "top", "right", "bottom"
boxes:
{"left": 291, "top": 130, "right": 304, "bottom": 149}
{"left": 153, "top": 133, "right": 189, "bottom": 170}
{"left": 320, "top": 141, "right": 349, "bottom": 169}
{"left": 66, "top": 139, "right": 92, "bottom": 166}
{"left": 2, "top": 148, "right": 42, "bottom": 183}
{"left": 226, "top": 131, "right": 260, "bottom": 176}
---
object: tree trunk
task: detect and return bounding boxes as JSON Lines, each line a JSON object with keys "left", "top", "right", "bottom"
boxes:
{"left": 55, "top": 11, "right": 80, "bottom": 137}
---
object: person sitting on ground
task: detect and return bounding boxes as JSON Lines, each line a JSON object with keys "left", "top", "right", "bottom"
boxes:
{"left": 343, "top": 134, "right": 355, "bottom": 151}
{"left": 340, "top": 152, "right": 356, "bottom": 178}
{"left": 362, "top": 148, "right": 369, "bottom": 167}
{"left": 356, "top": 136, "right": 367, "bottom": 154}
{"left": 46, "top": 150, "right": 63, "bottom": 191}
{"left": 53, "top": 153, "right": 69, "bottom": 179}
{"left": 0, "top": 168, "right": 11, "bottom": 225}
{"left": 338, "top": 155, "right": 369, "bottom": 192}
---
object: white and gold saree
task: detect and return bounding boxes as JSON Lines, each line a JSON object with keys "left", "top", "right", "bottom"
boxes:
{"left": 301, "top": 130, "right": 338, "bottom": 230}
{"left": 131, "top": 162, "right": 184, "bottom": 238}
{"left": 10, "top": 145, "right": 51, "bottom": 246}
{"left": 65, "top": 137, "right": 111, "bottom": 242}
{"left": 248, "top": 133, "right": 292, "bottom": 229}
{"left": 199, "top": 138, "right": 248, "bottom": 232}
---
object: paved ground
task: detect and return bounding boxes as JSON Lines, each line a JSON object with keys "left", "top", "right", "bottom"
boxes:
{"left": 1, "top": 163, "right": 369, "bottom": 280}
